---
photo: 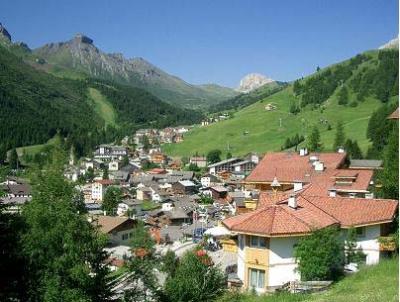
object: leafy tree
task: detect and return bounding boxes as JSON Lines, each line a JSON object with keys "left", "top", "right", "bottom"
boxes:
{"left": 102, "top": 186, "right": 122, "bottom": 215}
{"left": 165, "top": 250, "right": 226, "bottom": 302}
{"left": 333, "top": 121, "right": 345, "bottom": 151}
{"left": 294, "top": 227, "right": 344, "bottom": 281}
{"left": 85, "top": 167, "right": 95, "bottom": 182}
{"left": 141, "top": 135, "right": 151, "bottom": 152}
{"left": 102, "top": 166, "right": 109, "bottom": 179}
{"left": 123, "top": 221, "right": 161, "bottom": 302}
{"left": 9, "top": 148, "right": 19, "bottom": 169}
{"left": 307, "top": 126, "right": 322, "bottom": 152}
{"left": 21, "top": 167, "right": 113, "bottom": 301}
{"left": 206, "top": 149, "right": 222, "bottom": 164}
{"left": 0, "top": 203, "right": 28, "bottom": 301}
{"left": 345, "top": 228, "right": 366, "bottom": 265}
{"left": 122, "top": 155, "right": 130, "bottom": 167}
{"left": 162, "top": 250, "right": 179, "bottom": 278}
{"left": 199, "top": 194, "right": 214, "bottom": 204}
{"left": 186, "top": 163, "right": 200, "bottom": 172}
{"left": 338, "top": 86, "right": 349, "bottom": 105}
{"left": 226, "top": 152, "right": 232, "bottom": 159}
{"left": 344, "top": 139, "right": 363, "bottom": 159}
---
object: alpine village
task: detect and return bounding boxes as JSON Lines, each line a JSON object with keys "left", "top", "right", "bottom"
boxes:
{"left": 0, "top": 4, "right": 399, "bottom": 302}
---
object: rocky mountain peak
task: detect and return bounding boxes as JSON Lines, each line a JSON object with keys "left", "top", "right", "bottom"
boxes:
{"left": 379, "top": 36, "right": 399, "bottom": 50}
{"left": 0, "top": 22, "right": 12, "bottom": 42}
{"left": 73, "top": 33, "right": 93, "bottom": 45}
{"left": 236, "top": 73, "right": 274, "bottom": 93}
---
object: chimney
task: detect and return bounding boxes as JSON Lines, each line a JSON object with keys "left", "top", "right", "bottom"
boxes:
{"left": 288, "top": 194, "right": 297, "bottom": 209}
{"left": 337, "top": 147, "right": 345, "bottom": 153}
{"left": 299, "top": 148, "right": 308, "bottom": 156}
{"left": 314, "top": 161, "right": 324, "bottom": 171}
{"left": 294, "top": 182, "right": 303, "bottom": 192}
{"left": 328, "top": 189, "right": 337, "bottom": 197}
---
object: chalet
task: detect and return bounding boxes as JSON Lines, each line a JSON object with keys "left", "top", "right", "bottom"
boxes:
{"left": 208, "top": 158, "right": 243, "bottom": 175}
{"left": 150, "top": 152, "right": 167, "bottom": 164}
{"left": 92, "top": 216, "right": 137, "bottom": 246}
{"left": 223, "top": 189, "right": 398, "bottom": 292}
{"left": 172, "top": 180, "right": 196, "bottom": 195}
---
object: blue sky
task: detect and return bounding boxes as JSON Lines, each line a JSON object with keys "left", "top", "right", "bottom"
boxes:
{"left": 2, "top": 0, "right": 398, "bottom": 87}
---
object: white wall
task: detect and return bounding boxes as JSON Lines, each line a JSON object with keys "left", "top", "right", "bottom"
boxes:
{"left": 355, "top": 225, "right": 381, "bottom": 265}
{"left": 268, "top": 237, "right": 300, "bottom": 287}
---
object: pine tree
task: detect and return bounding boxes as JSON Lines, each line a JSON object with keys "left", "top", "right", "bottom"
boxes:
{"left": 333, "top": 121, "right": 345, "bottom": 151}
{"left": 307, "top": 126, "right": 321, "bottom": 152}
{"left": 9, "top": 148, "right": 19, "bottom": 169}
{"left": 338, "top": 86, "right": 349, "bottom": 105}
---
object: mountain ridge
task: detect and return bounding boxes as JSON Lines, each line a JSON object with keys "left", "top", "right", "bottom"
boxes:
{"left": 32, "top": 32, "right": 238, "bottom": 108}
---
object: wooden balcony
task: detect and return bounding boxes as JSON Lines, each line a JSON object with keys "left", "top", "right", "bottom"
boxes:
{"left": 379, "top": 236, "right": 396, "bottom": 251}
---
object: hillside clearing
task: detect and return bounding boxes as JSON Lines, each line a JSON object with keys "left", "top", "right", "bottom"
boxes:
{"left": 163, "top": 87, "right": 383, "bottom": 157}
{"left": 88, "top": 87, "right": 117, "bottom": 127}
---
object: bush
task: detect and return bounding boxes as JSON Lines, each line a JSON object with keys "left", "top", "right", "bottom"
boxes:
{"left": 294, "top": 226, "right": 344, "bottom": 281}
{"left": 165, "top": 250, "right": 226, "bottom": 302}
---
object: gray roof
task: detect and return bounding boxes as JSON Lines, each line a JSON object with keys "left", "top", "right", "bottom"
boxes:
{"left": 232, "top": 159, "right": 252, "bottom": 166}
{"left": 207, "top": 158, "right": 241, "bottom": 168}
{"left": 349, "top": 159, "right": 383, "bottom": 169}
{"left": 0, "top": 196, "right": 31, "bottom": 205}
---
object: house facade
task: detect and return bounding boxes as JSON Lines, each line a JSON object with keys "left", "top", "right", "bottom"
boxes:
{"left": 223, "top": 191, "right": 398, "bottom": 292}
{"left": 91, "top": 180, "right": 114, "bottom": 201}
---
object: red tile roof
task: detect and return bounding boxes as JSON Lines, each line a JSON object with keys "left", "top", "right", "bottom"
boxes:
{"left": 303, "top": 195, "right": 398, "bottom": 227}
{"left": 223, "top": 191, "right": 398, "bottom": 236}
{"left": 246, "top": 152, "right": 347, "bottom": 183}
{"left": 95, "top": 179, "right": 114, "bottom": 185}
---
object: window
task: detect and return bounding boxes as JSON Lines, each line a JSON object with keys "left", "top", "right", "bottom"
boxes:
{"left": 249, "top": 236, "right": 267, "bottom": 248}
{"left": 356, "top": 227, "right": 365, "bottom": 237}
{"left": 249, "top": 268, "right": 265, "bottom": 289}
{"left": 122, "top": 233, "right": 129, "bottom": 240}
{"left": 239, "top": 235, "right": 244, "bottom": 250}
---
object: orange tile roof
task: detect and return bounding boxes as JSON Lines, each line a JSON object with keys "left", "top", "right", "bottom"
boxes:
{"left": 246, "top": 152, "right": 347, "bottom": 183}
{"left": 223, "top": 191, "right": 398, "bottom": 236}
{"left": 303, "top": 195, "right": 398, "bottom": 227}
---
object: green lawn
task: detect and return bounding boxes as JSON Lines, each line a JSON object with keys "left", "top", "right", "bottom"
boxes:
{"left": 163, "top": 86, "right": 384, "bottom": 158}
{"left": 15, "top": 136, "right": 59, "bottom": 165}
{"left": 219, "top": 257, "right": 398, "bottom": 302}
{"left": 88, "top": 87, "right": 117, "bottom": 127}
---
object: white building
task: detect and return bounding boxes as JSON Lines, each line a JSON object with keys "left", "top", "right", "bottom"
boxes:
{"left": 223, "top": 191, "right": 398, "bottom": 292}
{"left": 91, "top": 180, "right": 114, "bottom": 202}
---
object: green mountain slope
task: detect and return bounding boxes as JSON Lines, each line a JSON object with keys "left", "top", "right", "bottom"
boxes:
{"left": 209, "top": 81, "right": 287, "bottom": 113}
{"left": 32, "top": 34, "right": 238, "bottom": 109}
{"left": 0, "top": 45, "right": 202, "bottom": 160}
{"left": 164, "top": 49, "right": 398, "bottom": 157}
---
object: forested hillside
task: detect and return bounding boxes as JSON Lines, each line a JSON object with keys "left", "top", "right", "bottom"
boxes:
{"left": 164, "top": 49, "right": 398, "bottom": 157}
{"left": 0, "top": 46, "right": 203, "bottom": 161}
